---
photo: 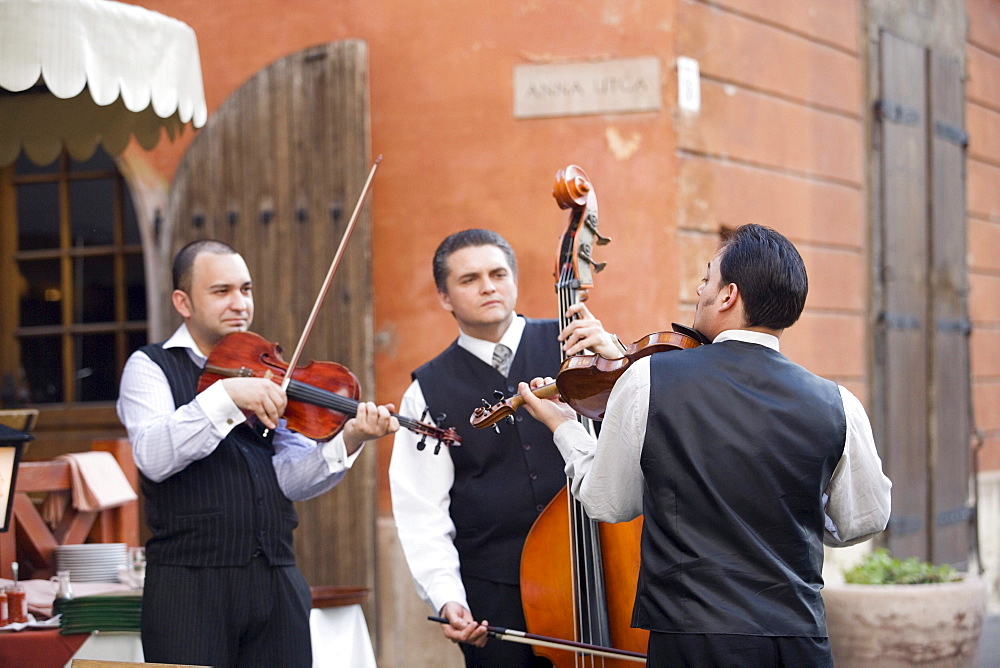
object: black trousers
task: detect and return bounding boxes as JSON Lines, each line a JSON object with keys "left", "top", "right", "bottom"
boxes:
{"left": 141, "top": 555, "right": 313, "bottom": 668}
{"left": 646, "top": 631, "right": 833, "bottom": 668}
{"left": 460, "top": 575, "right": 552, "bottom": 668}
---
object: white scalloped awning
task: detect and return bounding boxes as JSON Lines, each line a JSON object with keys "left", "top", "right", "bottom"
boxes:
{"left": 0, "top": 0, "right": 208, "bottom": 166}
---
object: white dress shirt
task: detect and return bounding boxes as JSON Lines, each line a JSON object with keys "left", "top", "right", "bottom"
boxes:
{"left": 551, "top": 329, "right": 892, "bottom": 547}
{"left": 388, "top": 316, "right": 527, "bottom": 613}
{"left": 116, "top": 324, "right": 363, "bottom": 502}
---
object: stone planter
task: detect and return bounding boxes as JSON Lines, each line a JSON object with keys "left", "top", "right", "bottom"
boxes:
{"left": 822, "top": 576, "right": 988, "bottom": 667}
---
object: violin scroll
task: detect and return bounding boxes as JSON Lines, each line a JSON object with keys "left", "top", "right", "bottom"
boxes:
{"left": 470, "top": 383, "right": 561, "bottom": 430}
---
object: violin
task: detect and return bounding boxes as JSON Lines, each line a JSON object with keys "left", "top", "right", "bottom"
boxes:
{"left": 470, "top": 323, "right": 708, "bottom": 429}
{"left": 198, "top": 331, "right": 461, "bottom": 446}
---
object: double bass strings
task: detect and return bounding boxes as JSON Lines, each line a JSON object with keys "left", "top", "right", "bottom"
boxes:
{"left": 557, "top": 262, "right": 614, "bottom": 658}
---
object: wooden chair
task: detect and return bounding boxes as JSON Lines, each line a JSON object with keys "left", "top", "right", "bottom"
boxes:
{"left": 0, "top": 438, "right": 139, "bottom": 580}
{"left": 0, "top": 408, "right": 39, "bottom": 432}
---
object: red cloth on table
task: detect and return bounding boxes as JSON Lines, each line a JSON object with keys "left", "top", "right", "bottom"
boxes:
{"left": 0, "top": 628, "right": 87, "bottom": 667}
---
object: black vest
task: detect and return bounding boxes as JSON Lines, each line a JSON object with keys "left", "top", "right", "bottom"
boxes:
{"left": 635, "top": 340, "right": 845, "bottom": 636}
{"left": 140, "top": 343, "right": 298, "bottom": 567}
{"left": 413, "top": 318, "right": 566, "bottom": 584}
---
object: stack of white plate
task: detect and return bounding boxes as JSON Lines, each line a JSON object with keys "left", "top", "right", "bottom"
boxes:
{"left": 55, "top": 543, "right": 128, "bottom": 583}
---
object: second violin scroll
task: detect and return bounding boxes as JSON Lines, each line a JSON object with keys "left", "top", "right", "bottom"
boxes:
{"left": 469, "top": 323, "right": 709, "bottom": 429}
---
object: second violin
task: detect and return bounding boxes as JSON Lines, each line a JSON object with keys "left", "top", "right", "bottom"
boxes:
{"left": 470, "top": 323, "right": 708, "bottom": 429}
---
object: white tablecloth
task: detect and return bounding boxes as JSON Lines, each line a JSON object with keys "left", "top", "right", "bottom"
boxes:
{"left": 66, "top": 605, "right": 376, "bottom": 667}
{"left": 310, "top": 605, "right": 377, "bottom": 668}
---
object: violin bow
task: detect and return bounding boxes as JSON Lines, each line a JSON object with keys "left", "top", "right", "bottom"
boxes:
{"left": 279, "top": 155, "right": 381, "bottom": 392}
{"left": 427, "top": 617, "right": 647, "bottom": 663}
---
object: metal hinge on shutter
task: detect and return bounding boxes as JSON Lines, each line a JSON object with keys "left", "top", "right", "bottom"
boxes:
{"left": 936, "top": 318, "right": 972, "bottom": 336}
{"left": 874, "top": 99, "right": 920, "bottom": 125}
{"left": 936, "top": 505, "right": 975, "bottom": 527}
{"left": 878, "top": 311, "right": 922, "bottom": 331}
{"left": 887, "top": 514, "right": 923, "bottom": 535}
{"left": 933, "top": 120, "right": 969, "bottom": 148}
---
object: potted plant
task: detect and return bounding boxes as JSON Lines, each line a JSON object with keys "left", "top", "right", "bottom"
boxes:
{"left": 822, "top": 549, "right": 988, "bottom": 667}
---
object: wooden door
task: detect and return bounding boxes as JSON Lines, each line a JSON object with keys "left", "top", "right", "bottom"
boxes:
{"left": 160, "top": 39, "right": 378, "bottom": 621}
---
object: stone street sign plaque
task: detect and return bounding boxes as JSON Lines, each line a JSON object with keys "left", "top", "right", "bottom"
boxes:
{"left": 513, "top": 56, "right": 661, "bottom": 119}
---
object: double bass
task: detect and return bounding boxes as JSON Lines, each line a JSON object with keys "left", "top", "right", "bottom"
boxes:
{"left": 518, "top": 166, "right": 649, "bottom": 666}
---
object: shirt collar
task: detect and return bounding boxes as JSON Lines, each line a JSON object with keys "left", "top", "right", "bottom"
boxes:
{"left": 457, "top": 315, "right": 526, "bottom": 367}
{"left": 713, "top": 329, "right": 780, "bottom": 351}
{"left": 162, "top": 323, "right": 209, "bottom": 366}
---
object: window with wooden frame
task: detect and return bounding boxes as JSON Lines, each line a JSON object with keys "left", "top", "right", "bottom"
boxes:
{"left": 0, "top": 148, "right": 146, "bottom": 407}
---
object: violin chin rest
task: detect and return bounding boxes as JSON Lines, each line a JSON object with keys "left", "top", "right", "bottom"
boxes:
{"left": 671, "top": 322, "right": 712, "bottom": 345}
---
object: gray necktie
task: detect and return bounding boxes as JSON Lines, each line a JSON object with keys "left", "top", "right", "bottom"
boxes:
{"left": 492, "top": 343, "right": 513, "bottom": 376}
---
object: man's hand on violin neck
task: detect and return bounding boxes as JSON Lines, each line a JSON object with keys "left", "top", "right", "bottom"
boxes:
{"left": 519, "top": 377, "right": 576, "bottom": 431}
{"left": 221, "top": 377, "right": 287, "bottom": 430}
{"left": 560, "top": 302, "right": 622, "bottom": 358}
{"left": 342, "top": 402, "right": 400, "bottom": 454}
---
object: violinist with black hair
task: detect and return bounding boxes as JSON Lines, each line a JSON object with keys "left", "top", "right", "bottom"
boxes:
{"left": 117, "top": 239, "right": 398, "bottom": 667}
{"left": 521, "top": 224, "right": 891, "bottom": 667}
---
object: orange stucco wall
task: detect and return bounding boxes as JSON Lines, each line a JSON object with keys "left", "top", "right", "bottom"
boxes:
{"left": 121, "top": 0, "right": 688, "bottom": 514}
{"left": 114, "top": 0, "right": 1000, "bottom": 516}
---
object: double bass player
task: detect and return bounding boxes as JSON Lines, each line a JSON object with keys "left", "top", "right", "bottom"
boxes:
{"left": 389, "top": 229, "right": 622, "bottom": 666}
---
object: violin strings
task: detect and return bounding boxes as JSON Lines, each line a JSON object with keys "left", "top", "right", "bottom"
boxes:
{"left": 286, "top": 379, "right": 444, "bottom": 439}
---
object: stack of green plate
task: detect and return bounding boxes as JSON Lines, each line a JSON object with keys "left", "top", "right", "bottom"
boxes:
{"left": 58, "top": 590, "right": 143, "bottom": 635}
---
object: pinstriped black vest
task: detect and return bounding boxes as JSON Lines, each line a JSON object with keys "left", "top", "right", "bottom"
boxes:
{"left": 140, "top": 343, "right": 298, "bottom": 567}
{"left": 413, "top": 318, "right": 566, "bottom": 584}
{"left": 635, "top": 341, "right": 846, "bottom": 637}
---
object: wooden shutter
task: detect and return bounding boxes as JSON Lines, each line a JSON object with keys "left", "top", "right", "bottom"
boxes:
{"left": 161, "top": 39, "right": 377, "bottom": 620}
{"left": 928, "top": 51, "right": 971, "bottom": 568}
{"left": 877, "top": 31, "right": 930, "bottom": 559}
{"left": 875, "top": 32, "right": 971, "bottom": 566}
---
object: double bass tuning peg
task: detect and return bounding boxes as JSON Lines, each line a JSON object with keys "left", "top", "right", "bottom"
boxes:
{"left": 584, "top": 214, "right": 610, "bottom": 245}
{"left": 578, "top": 245, "right": 607, "bottom": 273}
